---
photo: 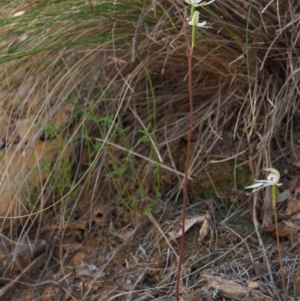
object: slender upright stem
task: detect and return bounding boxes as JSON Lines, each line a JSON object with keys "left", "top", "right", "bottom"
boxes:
{"left": 175, "top": 19, "right": 195, "bottom": 301}
{"left": 272, "top": 185, "right": 287, "bottom": 301}
{"left": 169, "top": 2, "right": 197, "bottom": 300}
{"left": 87, "top": 0, "right": 95, "bottom": 12}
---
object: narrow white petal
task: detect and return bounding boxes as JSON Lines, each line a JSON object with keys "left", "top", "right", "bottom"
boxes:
{"left": 185, "top": 0, "right": 202, "bottom": 5}
{"left": 254, "top": 182, "right": 278, "bottom": 192}
{"left": 251, "top": 186, "right": 267, "bottom": 192}
{"left": 245, "top": 183, "right": 265, "bottom": 189}
{"left": 194, "top": 0, "right": 215, "bottom": 6}
{"left": 254, "top": 180, "right": 273, "bottom": 184}
{"left": 197, "top": 21, "right": 207, "bottom": 27}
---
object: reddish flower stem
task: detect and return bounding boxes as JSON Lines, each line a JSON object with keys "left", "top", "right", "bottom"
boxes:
{"left": 170, "top": 2, "right": 195, "bottom": 301}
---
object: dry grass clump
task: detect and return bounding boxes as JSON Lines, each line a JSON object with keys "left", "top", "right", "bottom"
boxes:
{"left": 0, "top": 0, "right": 299, "bottom": 300}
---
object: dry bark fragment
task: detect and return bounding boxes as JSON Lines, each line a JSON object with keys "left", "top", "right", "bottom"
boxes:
{"left": 202, "top": 274, "right": 275, "bottom": 301}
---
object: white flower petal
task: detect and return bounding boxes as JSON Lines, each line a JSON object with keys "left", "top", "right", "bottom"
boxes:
{"left": 245, "top": 179, "right": 276, "bottom": 190}
{"left": 194, "top": 0, "right": 215, "bottom": 6}
{"left": 245, "top": 183, "right": 265, "bottom": 189}
{"left": 254, "top": 180, "right": 273, "bottom": 184}
{"left": 185, "top": 0, "right": 202, "bottom": 5}
{"left": 185, "top": 0, "right": 214, "bottom": 7}
{"left": 197, "top": 21, "right": 207, "bottom": 27}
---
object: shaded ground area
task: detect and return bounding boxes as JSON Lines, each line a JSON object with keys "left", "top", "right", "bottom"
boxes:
{"left": 0, "top": 1, "right": 300, "bottom": 300}
{"left": 2, "top": 187, "right": 300, "bottom": 301}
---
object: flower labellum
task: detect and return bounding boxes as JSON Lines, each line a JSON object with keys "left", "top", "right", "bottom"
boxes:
{"left": 245, "top": 168, "right": 282, "bottom": 193}
{"left": 266, "top": 168, "right": 280, "bottom": 184}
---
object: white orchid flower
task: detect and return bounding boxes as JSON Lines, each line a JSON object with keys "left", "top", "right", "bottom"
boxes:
{"left": 185, "top": 0, "right": 215, "bottom": 7}
{"left": 188, "top": 11, "right": 207, "bottom": 28}
{"left": 245, "top": 168, "right": 282, "bottom": 193}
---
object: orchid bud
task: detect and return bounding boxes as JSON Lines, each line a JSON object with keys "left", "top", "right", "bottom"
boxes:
{"left": 188, "top": 11, "right": 207, "bottom": 28}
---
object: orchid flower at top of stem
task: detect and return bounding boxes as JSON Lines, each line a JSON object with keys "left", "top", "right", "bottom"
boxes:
{"left": 245, "top": 168, "right": 282, "bottom": 193}
{"left": 185, "top": 0, "right": 214, "bottom": 56}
